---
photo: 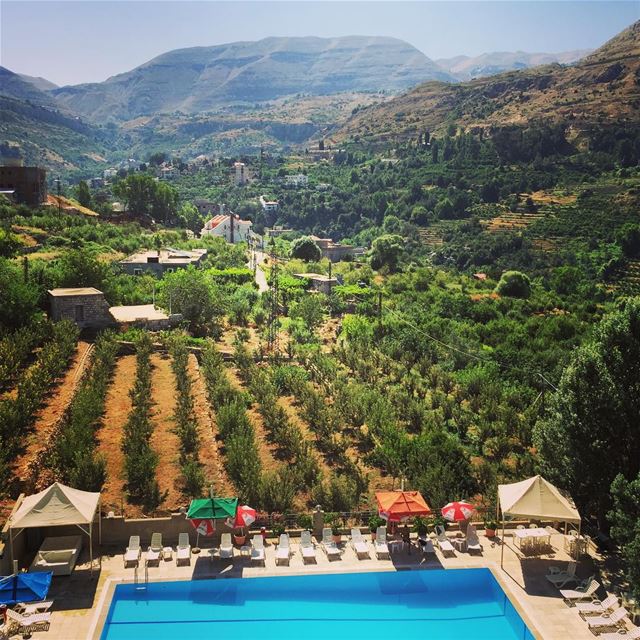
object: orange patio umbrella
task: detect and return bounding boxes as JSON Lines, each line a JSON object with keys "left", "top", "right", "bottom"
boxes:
{"left": 375, "top": 490, "right": 431, "bottom": 523}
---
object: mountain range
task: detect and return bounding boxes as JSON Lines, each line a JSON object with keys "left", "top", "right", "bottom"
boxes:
{"left": 435, "top": 49, "right": 592, "bottom": 81}
{"left": 334, "top": 20, "right": 640, "bottom": 145}
{"left": 1, "top": 25, "right": 638, "bottom": 171}
{"left": 50, "top": 36, "right": 453, "bottom": 122}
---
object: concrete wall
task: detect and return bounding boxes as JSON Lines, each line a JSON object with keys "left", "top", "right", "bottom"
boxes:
{"left": 0, "top": 166, "right": 47, "bottom": 205}
{"left": 49, "top": 293, "right": 113, "bottom": 329}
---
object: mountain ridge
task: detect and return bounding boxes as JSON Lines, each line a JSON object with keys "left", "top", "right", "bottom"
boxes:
{"left": 435, "top": 49, "right": 592, "bottom": 80}
{"left": 50, "top": 35, "right": 454, "bottom": 121}
{"left": 333, "top": 20, "right": 640, "bottom": 145}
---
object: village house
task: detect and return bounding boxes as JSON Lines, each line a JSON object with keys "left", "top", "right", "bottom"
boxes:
{"left": 48, "top": 288, "right": 113, "bottom": 329}
{"left": 293, "top": 273, "right": 339, "bottom": 295}
{"left": 309, "top": 235, "right": 358, "bottom": 262}
{"left": 259, "top": 195, "right": 279, "bottom": 213}
{"left": 234, "top": 161, "right": 249, "bottom": 186}
{"left": 119, "top": 248, "right": 208, "bottom": 275}
{"left": 200, "top": 212, "right": 252, "bottom": 243}
{"left": 285, "top": 173, "right": 309, "bottom": 188}
{"left": 0, "top": 160, "right": 47, "bottom": 206}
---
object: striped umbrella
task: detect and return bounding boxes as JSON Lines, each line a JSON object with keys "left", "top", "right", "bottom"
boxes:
{"left": 230, "top": 505, "right": 256, "bottom": 531}
{"left": 441, "top": 501, "right": 476, "bottom": 522}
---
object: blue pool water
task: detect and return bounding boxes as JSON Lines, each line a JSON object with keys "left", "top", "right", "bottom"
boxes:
{"left": 100, "top": 568, "right": 535, "bottom": 639}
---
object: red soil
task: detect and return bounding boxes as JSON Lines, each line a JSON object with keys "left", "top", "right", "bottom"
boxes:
{"left": 187, "top": 353, "right": 235, "bottom": 496}
{"left": 14, "top": 340, "right": 92, "bottom": 493}
{"left": 96, "top": 355, "right": 136, "bottom": 516}
{"left": 149, "top": 353, "right": 183, "bottom": 513}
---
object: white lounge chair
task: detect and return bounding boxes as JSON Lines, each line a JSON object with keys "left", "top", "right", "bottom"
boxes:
{"left": 14, "top": 600, "right": 53, "bottom": 615}
{"left": 560, "top": 578, "right": 600, "bottom": 605}
{"left": 375, "top": 526, "right": 390, "bottom": 559}
{"left": 576, "top": 594, "right": 619, "bottom": 618}
{"left": 435, "top": 525, "right": 455, "bottom": 556}
{"left": 6, "top": 609, "right": 51, "bottom": 635}
{"left": 596, "top": 626, "right": 640, "bottom": 640}
{"left": 176, "top": 532, "right": 191, "bottom": 565}
{"left": 465, "top": 524, "right": 482, "bottom": 554}
{"left": 418, "top": 535, "right": 435, "bottom": 555}
{"left": 146, "top": 532, "right": 163, "bottom": 565}
{"left": 275, "top": 534, "right": 292, "bottom": 565}
{"left": 124, "top": 535, "right": 141, "bottom": 567}
{"left": 322, "top": 528, "right": 341, "bottom": 560}
{"left": 219, "top": 533, "right": 234, "bottom": 559}
{"left": 251, "top": 534, "right": 265, "bottom": 565}
{"left": 547, "top": 561, "right": 578, "bottom": 587}
{"left": 350, "top": 528, "right": 370, "bottom": 559}
{"left": 586, "top": 607, "right": 628, "bottom": 632}
{"left": 300, "top": 530, "right": 317, "bottom": 563}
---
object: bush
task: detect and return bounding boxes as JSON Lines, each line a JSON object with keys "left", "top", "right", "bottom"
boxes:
{"left": 495, "top": 270, "right": 531, "bottom": 298}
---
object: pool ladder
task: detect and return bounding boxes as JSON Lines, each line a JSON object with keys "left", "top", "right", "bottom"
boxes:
{"left": 134, "top": 560, "right": 149, "bottom": 590}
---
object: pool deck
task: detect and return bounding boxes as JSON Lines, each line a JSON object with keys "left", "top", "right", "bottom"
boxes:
{"left": 10, "top": 530, "right": 625, "bottom": 640}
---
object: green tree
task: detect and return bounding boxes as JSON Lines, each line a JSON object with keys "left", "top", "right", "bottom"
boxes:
{"left": 50, "top": 249, "right": 110, "bottom": 291}
{"left": 495, "top": 270, "right": 531, "bottom": 298}
{"left": 534, "top": 298, "right": 640, "bottom": 525}
{"left": 291, "top": 294, "right": 326, "bottom": 330}
{"left": 616, "top": 223, "right": 640, "bottom": 258}
{"left": 370, "top": 234, "right": 404, "bottom": 272}
{"left": 75, "top": 181, "right": 92, "bottom": 208}
{"left": 291, "top": 236, "right": 321, "bottom": 261}
{"left": 0, "top": 228, "right": 21, "bottom": 258}
{"left": 608, "top": 473, "right": 640, "bottom": 600}
{"left": 158, "top": 266, "right": 225, "bottom": 336}
{"left": 0, "top": 259, "right": 40, "bottom": 329}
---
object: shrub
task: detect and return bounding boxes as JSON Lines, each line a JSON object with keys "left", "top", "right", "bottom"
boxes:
{"left": 495, "top": 270, "right": 531, "bottom": 298}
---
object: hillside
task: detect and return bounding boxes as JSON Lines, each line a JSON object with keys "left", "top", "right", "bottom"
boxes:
{"left": 436, "top": 49, "right": 591, "bottom": 80}
{"left": 0, "top": 66, "right": 60, "bottom": 109}
{"left": 0, "top": 94, "right": 112, "bottom": 172}
{"left": 17, "top": 73, "right": 59, "bottom": 92}
{"left": 51, "top": 36, "right": 453, "bottom": 121}
{"left": 333, "top": 20, "right": 640, "bottom": 145}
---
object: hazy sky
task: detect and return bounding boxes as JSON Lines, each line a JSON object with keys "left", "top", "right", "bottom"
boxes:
{"left": 1, "top": 1, "right": 638, "bottom": 86}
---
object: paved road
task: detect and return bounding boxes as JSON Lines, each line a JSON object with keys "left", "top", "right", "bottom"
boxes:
{"left": 251, "top": 250, "right": 269, "bottom": 293}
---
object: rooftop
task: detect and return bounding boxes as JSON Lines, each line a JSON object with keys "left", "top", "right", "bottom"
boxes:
{"left": 294, "top": 273, "right": 338, "bottom": 282}
{"left": 109, "top": 305, "right": 169, "bottom": 322}
{"left": 48, "top": 287, "right": 104, "bottom": 297}
{"left": 120, "top": 248, "right": 207, "bottom": 265}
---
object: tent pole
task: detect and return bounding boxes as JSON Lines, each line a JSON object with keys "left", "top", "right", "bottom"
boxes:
{"left": 90, "top": 520, "right": 93, "bottom": 577}
{"left": 500, "top": 507, "right": 505, "bottom": 569}
{"left": 99, "top": 498, "right": 102, "bottom": 545}
{"left": 9, "top": 527, "right": 14, "bottom": 569}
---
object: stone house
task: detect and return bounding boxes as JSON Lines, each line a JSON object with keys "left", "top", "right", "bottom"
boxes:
{"left": 48, "top": 288, "right": 113, "bottom": 329}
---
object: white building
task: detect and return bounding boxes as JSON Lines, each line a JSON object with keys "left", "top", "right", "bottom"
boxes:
{"left": 234, "top": 162, "right": 248, "bottom": 186}
{"left": 285, "top": 173, "right": 309, "bottom": 188}
{"left": 259, "top": 195, "right": 279, "bottom": 213}
{"left": 200, "top": 213, "right": 252, "bottom": 243}
{"left": 103, "top": 168, "right": 118, "bottom": 180}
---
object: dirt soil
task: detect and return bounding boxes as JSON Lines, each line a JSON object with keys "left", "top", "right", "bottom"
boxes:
{"left": 187, "top": 353, "right": 235, "bottom": 495}
{"left": 14, "top": 341, "right": 92, "bottom": 494}
{"left": 149, "top": 353, "right": 184, "bottom": 512}
{"left": 96, "top": 355, "right": 136, "bottom": 516}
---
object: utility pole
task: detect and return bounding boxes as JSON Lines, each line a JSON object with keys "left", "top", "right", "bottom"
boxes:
{"left": 267, "top": 239, "right": 280, "bottom": 359}
{"left": 54, "top": 178, "right": 61, "bottom": 215}
{"left": 377, "top": 290, "right": 383, "bottom": 319}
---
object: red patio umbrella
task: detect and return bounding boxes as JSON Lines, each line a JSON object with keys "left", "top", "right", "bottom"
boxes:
{"left": 441, "top": 501, "right": 476, "bottom": 522}
{"left": 233, "top": 505, "right": 257, "bottom": 529}
{"left": 376, "top": 490, "right": 431, "bottom": 523}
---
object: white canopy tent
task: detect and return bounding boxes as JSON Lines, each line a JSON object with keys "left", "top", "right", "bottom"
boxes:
{"left": 8, "top": 483, "right": 101, "bottom": 574}
{"left": 497, "top": 475, "right": 581, "bottom": 567}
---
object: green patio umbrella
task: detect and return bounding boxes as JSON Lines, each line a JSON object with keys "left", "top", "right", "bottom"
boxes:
{"left": 186, "top": 497, "right": 238, "bottom": 550}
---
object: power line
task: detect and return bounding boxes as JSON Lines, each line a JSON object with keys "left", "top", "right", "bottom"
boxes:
{"left": 348, "top": 290, "right": 558, "bottom": 390}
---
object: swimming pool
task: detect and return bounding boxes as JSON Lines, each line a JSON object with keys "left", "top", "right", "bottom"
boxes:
{"left": 100, "top": 568, "right": 535, "bottom": 639}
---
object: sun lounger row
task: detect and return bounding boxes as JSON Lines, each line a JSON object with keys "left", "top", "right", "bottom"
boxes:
{"left": 124, "top": 533, "right": 191, "bottom": 566}
{"left": 546, "top": 566, "right": 640, "bottom": 638}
